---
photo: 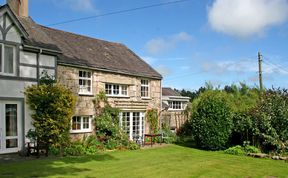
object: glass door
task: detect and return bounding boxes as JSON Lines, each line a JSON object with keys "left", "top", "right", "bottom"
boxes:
{"left": 120, "top": 112, "right": 145, "bottom": 141}
{"left": 0, "top": 101, "right": 21, "bottom": 154}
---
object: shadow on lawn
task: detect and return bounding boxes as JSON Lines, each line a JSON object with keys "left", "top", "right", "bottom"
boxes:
{"left": 0, "top": 153, "right": 116, "bottom": 178}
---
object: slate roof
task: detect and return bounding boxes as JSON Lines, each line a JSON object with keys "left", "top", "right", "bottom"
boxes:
{"left": 162, "top": 87, "right": 182, "bottom": 96}
{"left": 14, "top": 12, "right": 162, "bottom": 79}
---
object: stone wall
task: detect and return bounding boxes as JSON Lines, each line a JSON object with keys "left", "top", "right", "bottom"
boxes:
{"left": 57, "top": 65, "right": 162, "bottom": 135}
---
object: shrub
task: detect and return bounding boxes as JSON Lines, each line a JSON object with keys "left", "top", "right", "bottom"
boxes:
{"left": 160, "top": 123, "right": 176, "bottom": 144}
{"left": 83, "top": 135, "right": 104, "bottom": 150}
{"left": 25, "top": 72, "right": 76, "bottom": 153}
{"left": 64, "top": 142, "right": 85, "bottom": 156}
{"left": 251, "top": 89, "right": 288, "bottom": 153}
{"left": 128, "top": 141, "right": 140, "bottom": 150}
{"left": 224, "top": 145, "right": 245, "bottom": 156}
{"left": 105, "top": 139, "right": 118, "bottom": 150}
{"left": 244, "top": 145, "right": 261, "bottom": 154}
{"left": 94, "top": 92, "right": 134, "bottom": 150}
{"left": 49, "top": 145, "right": 61, "bottom": 156}
{"left": 190, "top": 90, "right": 233, "bottom": 150}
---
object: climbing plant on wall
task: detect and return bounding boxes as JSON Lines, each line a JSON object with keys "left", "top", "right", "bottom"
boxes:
{"left": 146, "top": 108, "right": 159, "bottom": 134}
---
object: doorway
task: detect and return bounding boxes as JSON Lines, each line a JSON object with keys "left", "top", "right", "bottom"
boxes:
{"left": 0, "top": 100, "right": 22, "bottom": 154}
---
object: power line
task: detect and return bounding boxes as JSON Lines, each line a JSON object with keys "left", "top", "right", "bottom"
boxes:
{"left": 263, "top": 56, "right": 288, "bottom": 73}
{"left": 164, "top": 71, "right": 204, "bottom": 82}
{"left": 47, "top": 0, "right": 193, "bottom": 26}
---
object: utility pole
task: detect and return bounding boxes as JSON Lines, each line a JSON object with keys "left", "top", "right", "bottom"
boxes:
{"left": 258, "top": 52, "right": 263, "bottom": 91}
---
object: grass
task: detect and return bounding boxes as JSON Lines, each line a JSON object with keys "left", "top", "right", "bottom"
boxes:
{"left": 0, "top": 144, "right": 287, "bottom": 178}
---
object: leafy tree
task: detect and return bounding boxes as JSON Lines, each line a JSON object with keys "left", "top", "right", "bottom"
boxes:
{"left": 190, "top": 90, "right": 233, "bottom": 150}
{"left": 251, "top": 89, "right": 288, "bottom": 153}
{"left": 25, "top": 73, "right": 76, "bottom": 153}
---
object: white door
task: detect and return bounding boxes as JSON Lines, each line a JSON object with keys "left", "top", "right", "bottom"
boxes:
{"left": 0, "top": 101, "right": 22, "bottom": 154}
{"left": 120, "top": 112, "right": 145, "bottom": 141}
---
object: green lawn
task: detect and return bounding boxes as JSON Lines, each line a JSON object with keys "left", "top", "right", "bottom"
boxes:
{"left": 0, "top": 145, "right": 287, "bottom": 178}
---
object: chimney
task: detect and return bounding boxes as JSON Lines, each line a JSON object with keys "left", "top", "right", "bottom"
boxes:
{"left": 7, "top": 0, "right": 28, "bottom": 17}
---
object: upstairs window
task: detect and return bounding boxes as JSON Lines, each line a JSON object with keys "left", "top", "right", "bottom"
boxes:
{"left": 79, "top": 70, "right": 92, "bottom": 95}
{"left": 0, "top": 44, "right": 15, "bottom": 75}
{"left": 169, "top": 101, "right": 182, "bottom": 110}
{"left": 105, "top": 84, "right": 128, "bottom": 97}
{"left": 141, "top": 79, "right": 149, "bottom": 98}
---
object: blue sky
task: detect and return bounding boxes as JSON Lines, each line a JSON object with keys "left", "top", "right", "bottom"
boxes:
{"left": 2, "top": 0, "right": 288, "bottom": 90}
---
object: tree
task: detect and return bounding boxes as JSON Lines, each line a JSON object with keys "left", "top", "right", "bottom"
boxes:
{"left": 252, "top": 88, "right": 288, "bottom": 153}
{"left": 25, "top": 73, "right": 76, "bottom": 153}
{"left": 190, "top": 90, "right": 233, "bottom": 150}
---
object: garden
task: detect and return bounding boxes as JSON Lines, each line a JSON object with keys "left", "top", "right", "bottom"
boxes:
{"left": 14, "top": 75, "right": 287, "bottom": 177}
{"left": 1, "top": 145, "right": 288, "bottom": 178}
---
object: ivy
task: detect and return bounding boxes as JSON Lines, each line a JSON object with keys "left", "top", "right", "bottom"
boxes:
{"left": 146, "top": 109, "right": 159, "bottom": 134}
{"left": 94, "top": 92, "right": 132, "bottom": 150}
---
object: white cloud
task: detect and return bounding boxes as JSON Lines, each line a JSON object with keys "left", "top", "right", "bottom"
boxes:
{"left": 141, "top": 56, "right": 158, "bottom": 65}
{"left": 53, "top": 0, "right": 96, "bottom": 12}
{"left": 208, "top": 0, "right": 288, "bottom": 38}
{"left": 202, "top": 59, "right": 288, "bottom": 75}
{"left": 155, "top": 65, "right": 172, "bottom": 77}
{"left": 144, "top": 32, "right": 192, "bottom": 55}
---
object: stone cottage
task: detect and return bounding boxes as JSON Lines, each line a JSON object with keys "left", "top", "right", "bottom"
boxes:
{"left": 0, "top": 0, "right": 162, "bottom": 154}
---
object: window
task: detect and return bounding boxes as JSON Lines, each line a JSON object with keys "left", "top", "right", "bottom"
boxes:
{"left": 79, "top": 70, "right": 92, "bottom": 95}
{"left": 0, "top": 44, "right": 15, "bottom": 75}
{"left": 71, "top": 116, "right": 92, "bottom": 133}
{"left": 105, "top": 84, "right": 128, "bottom": 97}
{"left": 120, "top": 112, "right": 145, "bottom": 141}
{"left": 169, "top": 101, "right": 182, "bottom": 110}
{"left": 141, "top": 79, "right": 149, "bottom": 98}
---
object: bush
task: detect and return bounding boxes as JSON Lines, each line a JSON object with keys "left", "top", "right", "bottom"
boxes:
{"left": 251, "top": 89, "right": 288, "bottom": 153}
{"left": 64, "top": 142, "right": 85, "bottom": 156}
{"left": 128, "top": 141, "right": 140, "bottom": 150}
{"left": 160, "top": 123, "right": 176, "bottom": 144}
{"left": 244, "top": 145, "right": 261, "bottom": 154}
{"left": 190, "top": 90, "right": 233, "bottom": 150}
{"left": 49, "top": 145, "right": 61, "bottom": 156}
{"left": 94, "top": 92, "right": 131, "bottom": 150}
{"left": 224, "top": 145, "right": 245, "bottom": 155}
{"left": 25, "top": 73, "right": 76, "bottom": 152}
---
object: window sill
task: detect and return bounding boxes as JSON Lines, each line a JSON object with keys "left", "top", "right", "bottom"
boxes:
{"left": 70, "top": 130, "right": 92, "bottom": 134}
{"left": 141, "top": 97, "right": 151, "bottom": 100}
{"left": 106, "top": 95, "right": 130, "bottom": 98}
{"left": 168, "top": 109, "right": 184, "bottom": 111}
{"left": 0, "top": 73, "right": 17, "bottom": 77}
{"left": 78, "top": 93, "right": 94, "bottom": 97}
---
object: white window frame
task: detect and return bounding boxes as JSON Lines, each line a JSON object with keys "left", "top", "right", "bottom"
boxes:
{"left": 105, "top": 83, "right": 129, "bottom": 97}
{"left": 0, "top": 43, "right": 16, "bottom": 76}
{"left": 78, "top": 70, "right": 92, "bottom": 95}
{"left": 141, "top": 79, "right": 150, "bottom": 98}
{"left": 119, "top": 112, "right": 145, "bottom": 141}
{"left": 168, "top": 101, "right": 183, "bottom": 110}
{"left": 70, "top": 116, "right": 92, "bottom": 133}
